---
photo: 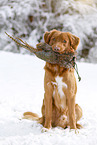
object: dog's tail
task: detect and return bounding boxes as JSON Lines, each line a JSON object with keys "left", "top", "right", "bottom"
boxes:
{"left": 23, "top": 112, "right": 44, "bottom": 125}
{"left": 23, "top": 112, "right": 39, "bottom": 121}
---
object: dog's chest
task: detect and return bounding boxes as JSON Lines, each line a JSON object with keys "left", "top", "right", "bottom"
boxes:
{"left": 53, "top": 76, "right": 68, "bottom": 111}
{"left": 55, "top": 76, "right": 67, "bottom": 98}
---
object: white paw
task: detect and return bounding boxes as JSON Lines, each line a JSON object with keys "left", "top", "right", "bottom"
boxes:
{"left": 41, "top": 127, "right": 51, "bottom": 133}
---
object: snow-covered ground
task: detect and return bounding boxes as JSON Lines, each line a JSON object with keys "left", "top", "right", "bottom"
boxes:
{"left": 0, "top": 51, "right": 97, "bottom": 145}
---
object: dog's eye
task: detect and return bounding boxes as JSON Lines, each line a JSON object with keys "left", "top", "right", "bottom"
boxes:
{"left": 63, "top": 40, "right": 66, "bottom": 43}
{"left": 53, "top": 38, "right": 55, "bottom": 41}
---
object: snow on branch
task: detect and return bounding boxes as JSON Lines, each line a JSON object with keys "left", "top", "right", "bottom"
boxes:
{"left": 0, "top": 0, "right": 97, "bottom": 62}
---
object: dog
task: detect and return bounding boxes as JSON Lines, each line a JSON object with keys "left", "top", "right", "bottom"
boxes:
{"left": 23, "top": 29, "right": 82, "bottom": 129}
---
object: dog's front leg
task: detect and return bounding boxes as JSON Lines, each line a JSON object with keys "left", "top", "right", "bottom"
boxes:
{"left": 68, "top": 95, "right": 76, "bottom": 129}
{"left": 44, "top": 71, "right": 54, "bottom": 129}
{"left": 63, "top": 72, "right": 77, "bottom": 129}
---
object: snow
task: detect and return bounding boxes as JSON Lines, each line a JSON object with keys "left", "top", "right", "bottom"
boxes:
{"left": 0, "top": 0, "right": 97, "bottom": 62}
{"left": 0, "top": 51, "right": 97, "bottom": 145}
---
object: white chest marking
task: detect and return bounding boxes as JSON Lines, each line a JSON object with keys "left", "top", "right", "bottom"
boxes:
{"left": 55, "top": 76, "right": 67, "bottom": 98}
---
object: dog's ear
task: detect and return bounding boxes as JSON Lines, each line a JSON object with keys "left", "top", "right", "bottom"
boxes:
{"left": 67, "top": 32, "right": 80, "bottom": 50}
{"left": 44, "top": 29, "right": 57, "bottom": 44}
{"left": 44, "top": 31, "right": 50, "bottom": 43}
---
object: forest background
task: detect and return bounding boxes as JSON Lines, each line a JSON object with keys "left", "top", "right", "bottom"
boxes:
{"left": 0, "top": 0, "right": 97, "bottom": 63}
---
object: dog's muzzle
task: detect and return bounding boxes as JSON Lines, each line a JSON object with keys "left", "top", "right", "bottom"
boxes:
{"left": 53, "top": 46, "right": 60, "bottom": 52}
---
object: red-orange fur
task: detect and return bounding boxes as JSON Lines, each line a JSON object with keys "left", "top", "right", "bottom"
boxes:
{"left": 23, "top": 30, "right": 82, "bottom": 129}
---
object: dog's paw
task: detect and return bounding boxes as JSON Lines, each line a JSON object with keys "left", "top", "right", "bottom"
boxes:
{"left": 44, "top": 121, "right": 52, "bottom": 129}
{"left": 41, "top": 127, "right": 51, "bottom": 133}
{"left": 76, "top": 123, "right": 83, "bottom": 129}
{"left": 69, "top": 128, "right": 79, "bottom": 134}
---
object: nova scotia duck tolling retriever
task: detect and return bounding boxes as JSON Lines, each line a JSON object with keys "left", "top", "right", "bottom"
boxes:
{"left": 23, "top": 29, "right": 82, "bottom": 130}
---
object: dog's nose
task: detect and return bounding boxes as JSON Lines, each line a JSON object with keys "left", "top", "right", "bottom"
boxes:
{"left": 54, "top": 47, "right": 60, "bottom": 52}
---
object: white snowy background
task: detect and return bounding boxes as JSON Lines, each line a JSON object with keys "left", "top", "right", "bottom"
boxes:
{"left": 0, "top": 52, "right": 97, "bottom": 145}
{"left": 0, "top": 0, "right": 97, "bottom": 145}
{"left": 0, "top": 0, "right": 97, "bottom": 62}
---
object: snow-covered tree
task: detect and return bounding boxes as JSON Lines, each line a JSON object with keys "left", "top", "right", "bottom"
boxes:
{"left": 0, "top": 0, "right": 97, "bottom": 62}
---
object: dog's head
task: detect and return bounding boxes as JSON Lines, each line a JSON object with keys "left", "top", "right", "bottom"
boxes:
{"left": 44, "top": 29, "right": 80, "bottom": 54}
